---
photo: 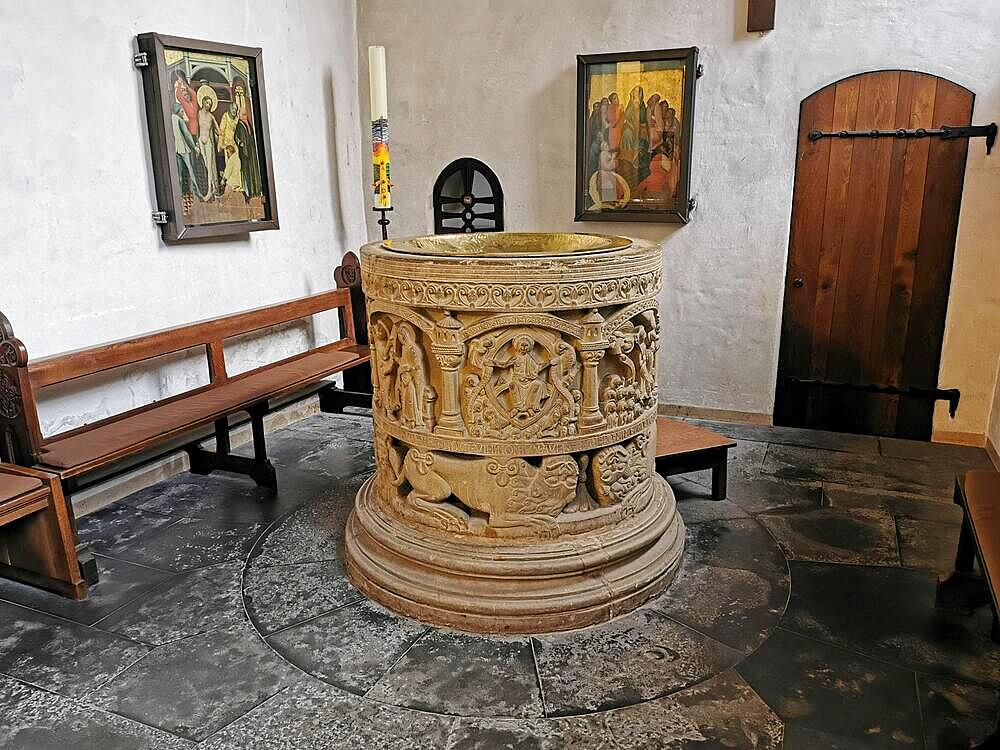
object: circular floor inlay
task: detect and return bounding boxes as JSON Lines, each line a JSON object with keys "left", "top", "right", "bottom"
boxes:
{"left": 242, "top": 491, "right": 790, "bottom": 719}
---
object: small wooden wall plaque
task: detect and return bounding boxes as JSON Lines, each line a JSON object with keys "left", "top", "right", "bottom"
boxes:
{"left": 747, "top": 0, "right": 776, "bottom": 32}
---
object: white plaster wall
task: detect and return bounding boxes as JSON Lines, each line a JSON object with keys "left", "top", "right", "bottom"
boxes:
{"left": 0, "top": 0, "right": 366, "bottom": 435}
{"left": 357, "top": 0, "right": 1000, "bottom": 438}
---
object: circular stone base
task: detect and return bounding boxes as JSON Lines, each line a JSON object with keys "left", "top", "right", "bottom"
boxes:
{"left": 344, "top": 475, "right": 685, "bottom": 634}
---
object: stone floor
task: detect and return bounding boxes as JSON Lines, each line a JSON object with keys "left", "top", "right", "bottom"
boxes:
{"left": 0, "top": 411, "right": 998, "bottom": 749}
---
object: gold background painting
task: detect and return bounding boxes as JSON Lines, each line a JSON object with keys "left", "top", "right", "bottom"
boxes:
{"left": 582, "top": 60, "right": 687, "bottom": 214}
{"left": 588, "top": 64, "right": 685, "bottom": 118}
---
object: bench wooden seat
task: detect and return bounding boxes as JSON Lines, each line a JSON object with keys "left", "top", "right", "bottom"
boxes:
{"left": 937, "top": 469, "right": 1000, "bottom": 643}
{"left": 654, "top": 417, "right": 737, "bottom": 500}
{"left": 37, "top": 346, "right": 364, "bottom": 473}
{"left": 0, "top": 263, "right": 371, "bottom": 592}
{"left": 0, "top": 464, "right": 86, "bottom": 599}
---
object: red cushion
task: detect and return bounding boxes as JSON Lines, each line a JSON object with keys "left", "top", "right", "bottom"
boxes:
{"left": 39, "top": 348, "right": 361, "bottom": 470}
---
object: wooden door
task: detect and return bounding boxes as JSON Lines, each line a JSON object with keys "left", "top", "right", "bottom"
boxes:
{"left": 775, "top": 71, "right": 974, "bottom": 439}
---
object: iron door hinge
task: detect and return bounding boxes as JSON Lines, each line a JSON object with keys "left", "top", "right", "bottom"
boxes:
{"left": 696, "top": 64, "right": 704, "bottom": 78}
{"left": 151, "top": 211, "right": 168, "bottom": 225}
{"left": 133, "top": 52, "right": 149, "bottom": 68}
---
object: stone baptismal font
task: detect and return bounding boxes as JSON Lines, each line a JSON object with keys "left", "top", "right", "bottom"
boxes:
{"left": 346, "top": 232, "right": 684, "bottom": 633}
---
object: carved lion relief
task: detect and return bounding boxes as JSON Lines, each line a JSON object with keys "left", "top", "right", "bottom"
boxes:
{"left": 374, "top": 427, "right": 655, "bottom": 539}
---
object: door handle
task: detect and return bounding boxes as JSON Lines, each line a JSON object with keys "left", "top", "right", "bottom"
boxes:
{"left": 792, "top": 278, "right": 804, "bottom": 288}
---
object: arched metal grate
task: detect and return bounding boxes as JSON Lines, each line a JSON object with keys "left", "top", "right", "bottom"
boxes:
{"left": 432, "top": 158, "right": 504, "bottom": 234}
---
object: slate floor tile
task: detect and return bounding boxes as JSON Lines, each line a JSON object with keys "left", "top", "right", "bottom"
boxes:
{"left": 729, "top": 477, "right": 823, "bottom": 515}
{"left": 267, "top": 599, "right": 425, "bottom": 693}
{"left": 532, "top": 608, "right": 741, "bottom": 715}
{"left": 0, "top": 600, "right": 149, "bottom": 697}
{"left": 823, "top": 484, "right": 963, "bottom": 523}
{"left": 691, "top": 419, "right": 879, "bottom": 454}
{"left": 647, "top": 559, "right": 788, "bottom": 653}
{"left": 96, "top": 561, "right": 244, "bottom": 645}
{"left": 90, "top": 620, "right": 302, "bottom": 741}
{"left": 198, "top": 678, "right": 451, "bottom": 750}
{"left": 782, "top": 561, "right": 1000, "bottom": 686}
{"left": 244, "top": 559, "right": 363, "bottom": 634}
{"left": 76, "top": 504, "right": 178, "bottom": 556}
{"left": 108, "top": 516, "right": 263, "bottom": 572}
{"left": 897, "top": 517, "right": 962, "bottom": 575}
{"left": 674, "top": 496, "right": 750, "bottom": 525}
{"left": 282, "top": 411, "right": 375, "bottom": 445}
{"left": 0, "top": 674, "right": 192, "bottom": 750}
{"left": 120, "top": 470, "right": 313, "bottom": 524}
{"left": 918, "top": 674, "right": 999, "bottom": 750}
{"left": 445, "top": 715, "right": 611, "bottom": 750}
{"left": 599, "top": 698, "right": 705, "bottom": 747}
{"left": 684, "top": 518, "right": 789, "bottom": 580}
{"left": 762, "top": 443, "right": 954, "bottom": 499}
{"left": 249, "top": 485, "right": 359, "bottom": 567}
{"left": 758, "top": 506, "right": 900, "bottom": 566}
{"left": 603, "top": 670, "right": 783, "bottom": 750}
{"left": 237, "top": 428, "right": 375, "bottom": 479}
{"left": 780, "top": 723, "right": 869, "bottom": 749}
{"left": 0, "top": 554, "right": 172, "bottom": 626}
{"left": 879, "top": 436, "right": 993, "bottom": 469}
{"left": 368, "top": 628, "right": 543, "bottom": 718}
{"left": 738, "top": 628, "right": 923, "bottom": 747}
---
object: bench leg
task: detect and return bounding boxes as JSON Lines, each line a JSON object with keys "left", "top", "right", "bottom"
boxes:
{"left": 936, "top": 497, "right": 989, "bottom": 614}
{"left": 711, "top": 452, "right": 728, "bottom": 501}
{"left": 186, "top": 411, "right": 277, "bottom": 490}
{"left": 318, "top": 386, "right": 373, "bottom": 414}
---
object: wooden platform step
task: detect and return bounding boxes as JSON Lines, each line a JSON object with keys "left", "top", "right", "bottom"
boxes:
{"left": 654, "top": 417, "right": 737, "bottom": 500}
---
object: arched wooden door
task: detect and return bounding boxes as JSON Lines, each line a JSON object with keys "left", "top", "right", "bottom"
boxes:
{"left": 774, "top": 71, "right": 974, "bottom": 439}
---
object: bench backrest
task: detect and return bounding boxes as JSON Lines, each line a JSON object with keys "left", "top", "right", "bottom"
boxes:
{"left": 0, "top": 286, "right": 356, "bottom": 465}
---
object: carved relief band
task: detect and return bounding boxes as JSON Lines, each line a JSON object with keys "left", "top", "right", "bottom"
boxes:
{"left": 346, "top": 233, "right": 684, "bottom": 633}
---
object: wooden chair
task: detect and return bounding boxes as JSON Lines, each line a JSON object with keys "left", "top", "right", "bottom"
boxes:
{"left": 0, "top": 463, "right": 87, "bottom": 599}
{"left": 654, "top": 417, "right": 737, "bottom": 500}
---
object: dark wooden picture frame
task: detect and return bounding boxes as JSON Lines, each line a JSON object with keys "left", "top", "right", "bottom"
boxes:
{"left": 136, "top": 33, "right": 279, "bottom": 242}
{"left": 575, "top": 47, "right": 698, "bottom": 224}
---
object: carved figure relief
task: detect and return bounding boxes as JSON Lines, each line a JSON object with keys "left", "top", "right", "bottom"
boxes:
{"left": 590, "top": 430, "right": 654, "bottom": 509}
{"left": 370, "top": 317, "right": 437, "bottom": 433}
{"left": 464, "top": 328, "right": 582, "bottom": 440}
{"left": 386, "top": 446, "right": 579, "bottom": 535}
{"left": 0, "top": 371, "right": 21, "bottom": 419}
{"left": 602, "top": 310, "right": 659, "bottom": 427}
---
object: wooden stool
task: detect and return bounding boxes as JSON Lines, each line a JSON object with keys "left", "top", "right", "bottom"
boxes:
{"left": 0, "top": 464, "right": 87, "bottom": 599}
{"left": 653, "top": 417, "right": 737, "bottom": 500}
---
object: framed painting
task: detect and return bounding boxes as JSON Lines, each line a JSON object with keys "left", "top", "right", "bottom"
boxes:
{"left": 136, "top": 33, "right": 279, "bottom": 242}
{"left": 575, "top": 47, "right": 699, "bottom": 224}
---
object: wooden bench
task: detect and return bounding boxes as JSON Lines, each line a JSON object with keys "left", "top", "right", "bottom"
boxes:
{"left": 0, "top": 463, "right": 86, "bottom": 599}
{"left": 937, "top": 469, "right": 1000, "bottom": 644}
{"left": 0, "top": 271, "right": 371, "bottom": 586}
{"left": 654, "top": 417, "right": 737, "bottom": 500}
